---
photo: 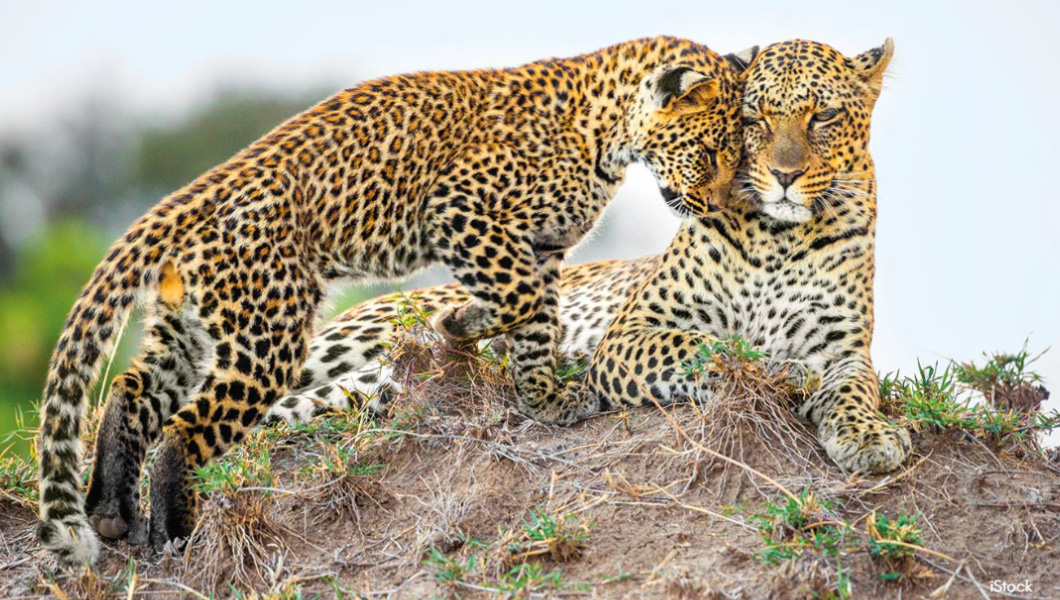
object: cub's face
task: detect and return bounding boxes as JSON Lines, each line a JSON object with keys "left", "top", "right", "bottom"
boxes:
{"left": 740, "top": 39, "right": 893, "bottom": 223}
{"left": 629, "top": 53, "right": 746, "bottom": 217}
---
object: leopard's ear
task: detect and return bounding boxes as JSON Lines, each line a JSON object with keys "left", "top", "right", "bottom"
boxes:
{"left": 848, "top": 37, "right": 894, "bottom": 96}
{"left": 655, "top": 67, "right": 719, "bottom": 116}
{"left": 723, "top": 45, "right": 760, "bottom": 75}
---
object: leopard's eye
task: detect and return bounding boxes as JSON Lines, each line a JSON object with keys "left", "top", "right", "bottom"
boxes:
{"left": 702, "top": 148, "right": 718, "bottom": 169}
{"left": 741, "top": 116, "right": 761, "bottom": 127}
{"left": 810, "top": 108, "right": 841, "bottom": 126}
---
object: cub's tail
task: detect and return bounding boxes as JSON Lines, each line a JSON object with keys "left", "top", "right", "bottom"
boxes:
{"left": 36, "top": 212, "right": 172, "bottom": 567}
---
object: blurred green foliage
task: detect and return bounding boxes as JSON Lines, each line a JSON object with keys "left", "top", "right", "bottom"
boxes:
{"left": 0, "top": 222, "right": 113, "bottom": 455}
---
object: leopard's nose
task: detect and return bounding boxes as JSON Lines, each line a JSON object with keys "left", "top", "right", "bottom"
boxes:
{"left": 770, "top": 168, "right": 805, "bottom": 189}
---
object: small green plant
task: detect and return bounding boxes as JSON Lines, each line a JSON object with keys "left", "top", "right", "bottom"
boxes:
{"left": 493, "top": 562, "right": 586, "bottom": 596}
{"left": 327, "top": 577, "right": 357, "bottom": 600}
{"left": 300, "top": 443, "right": 383, "bottom": 480}
{"left": 556, "top": 356, "right": 589, "bottom": 382}
{"left": 468, "top": 337, "right": 510, "bottom": 371}
{"left": 284, "top": 413, "right": 361, "bottom": 442}
{"left": 879, "top": 356, "right": 1059, "bottom": 449}
{"left": 389, "top": 293, "right": 435, "bottom": 332}
{"left": 501, "top": 505, "right": 592, "bottom": 564}
{"left": 425, "top": 546, "right": 483, "bottom": 587}
{"left": 954, "top": 340, "right": 1046, "bottom": 392}
{"left": 753, "top": 539, "right": 800, "bottom": 564}
{"left": 954, "top": 340, "right": 1050, "bottom": 416}
{"left": 866, "top": 511, "right": 923, "bottom": 561}
{"left": 0, "top": 447, "right": 37, "bottom": 503}
{"left": 388, "top": 404, "right": 429, "bottom": 432}
{"left": 194, "top": 444, "right": 275, "bottom": 496}
{"left": 880, "top": 361, "right": 962, "bottom": 430}
{"left": 522, "top": 505, "right": 591, "bottom": 546}
{"left": 750, "top": 491, "right": 931, "bottom": 589}
{"left": 683, "top": 335, "right": 766, "bottom": 376}
{"left": 749, "top": 487, "right": 849, "bottom": 565}
{"left": 821, "top": 567, "right": 852, "bottom": 600}
{"left": 720, "top": 499, "right": 750, "bottom": 516}
{"left": 424, "top": 543, "right": 586, "bottom": 598}
{"left": 262, "top": 583, "right": 307, "bottom": 600}
{"left": 752, "top": 487, "right": 831, "bottom": 533}
{"left": 458, "top": 533, "right": 490, "bottom": 550}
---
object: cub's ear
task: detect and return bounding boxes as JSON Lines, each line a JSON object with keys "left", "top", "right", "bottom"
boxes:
{"left": 848, "top": 37, "right": 894, "bottom": 96}
{"left": 723, "top": 45, "right": 760, "bottom": 74}
{"left": 656, "top": 67, "right": 719, "bottom": 116}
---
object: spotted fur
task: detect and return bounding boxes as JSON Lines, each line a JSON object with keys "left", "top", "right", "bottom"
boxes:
{"left": 267, "top": 39, "right": 911, "bottom": 478}
{"left": 37, "top": 37, "right": 747, "bottom": 567}
{"left": 263, "top": 259, "right": 659, "bottom": 424}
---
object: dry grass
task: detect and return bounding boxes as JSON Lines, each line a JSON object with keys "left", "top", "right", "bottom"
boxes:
{"left": 3, "top": 329, "right": 1059, "bottom": 598}
{"left": 184, "top": 491, "right": 294, "bottom": 592}
{"left": 684, "top": 352, "right": 824, "bottom": 478}
{"left": 177, "top": 430, "right": 292, "bottom": 591}
{"left": 305, "top": 452, "right": 388, "bottom": 527}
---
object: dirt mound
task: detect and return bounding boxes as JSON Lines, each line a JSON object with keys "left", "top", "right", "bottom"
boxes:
{"left": 3, "top": 340, "right": 1059, "bottom": 599}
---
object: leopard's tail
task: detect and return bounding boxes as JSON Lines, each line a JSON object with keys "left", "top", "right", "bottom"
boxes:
{"left": 36, "top": 211, "right": 174, "bottom": 567}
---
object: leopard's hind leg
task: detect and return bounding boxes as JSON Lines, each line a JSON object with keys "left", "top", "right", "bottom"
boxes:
{"left": 588, "top": 324, "right": 718, "bottom": 410}
{"left": 85, "top": 266, "right": 207, "bottom": 545}
{"left": 147, "top": 256, "right": 320, "bottom": 549}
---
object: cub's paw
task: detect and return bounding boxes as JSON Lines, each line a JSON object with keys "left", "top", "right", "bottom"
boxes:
{"left": 362, "top": 384, "right": 398, "bottom": 418}
{"left": 431, "top": 302, "right": 493, "bottom": 341}
{"left": 264, "top": 394, "right": 333, "bottom": 426}
{"left": 148, "top": 436, "right": 198, "bottom": 552}
{"left": 88, "top": 511, "right": 149, "bottom": 546}
{"left": 821, "top": 422, "right": 911, "bottom": 475}
{"left": 85, "top": 421, "right": 149, "bottom": 544}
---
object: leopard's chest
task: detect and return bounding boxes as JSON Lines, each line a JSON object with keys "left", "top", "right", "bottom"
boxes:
{"left": 687, "top": 252, "right": 847, "bottom": 363}
{"left": 658, "top": 217, "right": 874, "bottom": 371}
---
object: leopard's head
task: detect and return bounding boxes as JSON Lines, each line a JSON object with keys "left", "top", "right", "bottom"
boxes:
{"left": 627, "top": 46, "right": 754, "bottom": 217}
{"left": 740, "top": 39, "right": 893, "bottom": 223}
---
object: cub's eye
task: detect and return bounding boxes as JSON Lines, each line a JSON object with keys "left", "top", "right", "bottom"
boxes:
{"left": 701, "top": 148, "right": 718, "bottom": 169}
{"left": 741, "top": 116, "right": 761, "bottom": 127}
{"left": 811, "top": 108, "right": 841, "bottom": 126}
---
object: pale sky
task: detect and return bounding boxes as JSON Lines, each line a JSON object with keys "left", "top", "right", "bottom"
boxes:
{"left": 2, "top": 0, "right": 1057, "bottom": 396}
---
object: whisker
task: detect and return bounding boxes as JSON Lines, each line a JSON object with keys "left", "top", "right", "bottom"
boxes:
{"left": 828, "top": 183, "right": 875, "bottom": 198}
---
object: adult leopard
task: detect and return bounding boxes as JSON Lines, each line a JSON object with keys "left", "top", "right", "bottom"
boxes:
{"left": 37, "top": 37, "right": 748, "bottom": 566}
{"left": 267, "top": 38, "right": 910, "bottom": 477}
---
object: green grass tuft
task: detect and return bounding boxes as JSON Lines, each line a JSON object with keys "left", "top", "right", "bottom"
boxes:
{"left": 879, "top": 350, "right": 1058, "bottom": 451}
{"left": 683, "top": 335, "right": 766, "bottom": 376}
{"left": 194, "top": 444, "right": 275, "bottom": 496}
{"left": 0, "top": 446, "right": 37, "bottom": 503}
{"left": 556, "top": 356, "right": 589, "bottom": 383}
{"left": 954, "top": 339, "right": 1046, "bottom": 392}
{"left": 867, "top": 511, "right": 923, "bottom": 561}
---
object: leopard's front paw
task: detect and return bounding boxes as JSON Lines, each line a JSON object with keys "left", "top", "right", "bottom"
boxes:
{"left": 431, "top": 302, "right": 493, "bottom": 341}
{"left": 519, "top": 380, "right": 599, "bottom": 426}
{"left": 820, "top": 422, "right": 911, "bottom": 474}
